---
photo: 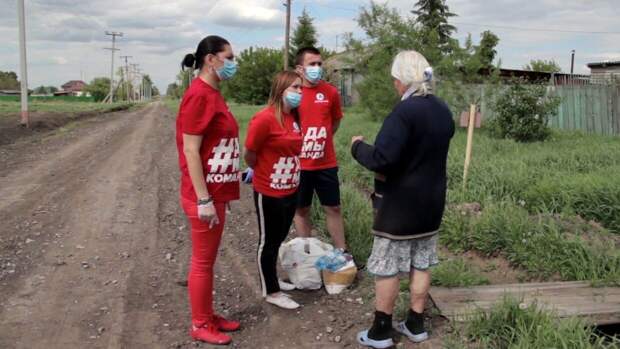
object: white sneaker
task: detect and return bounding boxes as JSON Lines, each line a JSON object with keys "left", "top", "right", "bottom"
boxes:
{"left": 278, "top": 279, "right": 296, "bottom": 291}
{"left": 265, "top": 293, "right": 300, "bottom": 310}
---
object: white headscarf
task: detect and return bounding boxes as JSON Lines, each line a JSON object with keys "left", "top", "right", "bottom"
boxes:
{"left": 391, "top": 51, "right": 433, "bottom": 100}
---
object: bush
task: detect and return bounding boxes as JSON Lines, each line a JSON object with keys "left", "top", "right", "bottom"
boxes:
{"left": 488, "top": 83, "right": 560, "bottom": 142}
{"left": 221, "top": 47, "right": 283, "bottom": 105}
{"left": 86, "top": 77, "right": 111, "bottom": 102}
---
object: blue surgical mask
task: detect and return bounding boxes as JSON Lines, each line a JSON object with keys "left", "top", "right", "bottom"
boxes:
{"left": 216, "top": 59, "right": 237, "bottom": 81}
{"left": 284, "top": 91, "right": 302, "bottom": 108}
{"left": 304, "top": 66, "right": 322, "bottom": 84}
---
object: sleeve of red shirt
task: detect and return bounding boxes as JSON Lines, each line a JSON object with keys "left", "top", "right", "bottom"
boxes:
{"left": 331, "top": 87, "right": 344, "bottom": 121}
{"left": 180, "top": 93, "right": 216, "bottom": 135}
{"left": 245, "top": 113, "right": 271, "bottom": 152}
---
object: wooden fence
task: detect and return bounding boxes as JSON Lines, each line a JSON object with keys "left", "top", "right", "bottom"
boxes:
{"left": 549, "top": 84, "right": 620, "bottom": 136}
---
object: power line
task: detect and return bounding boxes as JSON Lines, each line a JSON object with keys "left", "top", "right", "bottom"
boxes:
{"left": 450, "top": 22, "right": 620, "bottom": 35}
{"left": 120, "top": 55, "right": 132, "bottom": 101}
{"left": 104, "top": 31, "right": 123, "bottom": 103}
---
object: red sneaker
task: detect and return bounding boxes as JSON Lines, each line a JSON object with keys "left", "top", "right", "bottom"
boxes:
{"left": 213, "top": 314, "right": 241, "bottom": 332}
{"left": 190, "top": 324, "right": 232, "bottom": 345}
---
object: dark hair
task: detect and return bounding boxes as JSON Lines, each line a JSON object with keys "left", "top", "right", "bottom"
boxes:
{"left": 295, "top": 46, "right": 321, "bottom": 66}
{"left": 182, "top": 35, "right": 230, "bottom": 71}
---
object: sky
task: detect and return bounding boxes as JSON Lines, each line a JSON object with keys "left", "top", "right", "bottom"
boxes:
{"left": 1, "top": 0, "right": 619, "bottom": 93}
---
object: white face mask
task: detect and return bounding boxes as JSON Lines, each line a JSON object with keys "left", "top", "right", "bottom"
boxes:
{"left": 304, "top": 66, "right": 322, "bottom": 84}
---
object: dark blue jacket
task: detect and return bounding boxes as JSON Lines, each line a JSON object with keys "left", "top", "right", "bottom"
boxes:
{"left": 351, "top": 94, "right": 454, "bottom": 239}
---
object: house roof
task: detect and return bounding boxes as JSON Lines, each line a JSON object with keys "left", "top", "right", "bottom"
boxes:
{"left": 587, "top": 61, "right": 620, "bottom": 68}
{"left": 61, "top": 80, "right": 86, "bottom": 91}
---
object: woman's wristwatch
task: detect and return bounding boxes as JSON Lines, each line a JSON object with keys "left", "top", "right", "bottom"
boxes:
{"left": 197, "top": 197, "right": 213, "bottom": 206}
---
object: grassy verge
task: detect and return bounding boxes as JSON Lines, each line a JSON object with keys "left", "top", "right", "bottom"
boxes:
{"left": 0, "top": 99, "right": 135, "bottom": 116}
{"left": 445, "top": 297, "right": 619, "bottom": 349}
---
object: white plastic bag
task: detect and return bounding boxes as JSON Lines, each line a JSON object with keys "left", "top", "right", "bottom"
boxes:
{"left": 279, "top": 237, "right": 333, "bottom": 290}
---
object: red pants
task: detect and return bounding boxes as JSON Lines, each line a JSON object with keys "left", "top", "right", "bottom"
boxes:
{"left": 181, "top": 197, "right": 227, "bottom": 327}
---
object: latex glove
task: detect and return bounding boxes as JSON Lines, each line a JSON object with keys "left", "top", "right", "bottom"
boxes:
{"left": 242, "top": 168, "right": 254, "bottom": 184}
{"left": 198, "top": 201, "right": 219, "bottom": 228}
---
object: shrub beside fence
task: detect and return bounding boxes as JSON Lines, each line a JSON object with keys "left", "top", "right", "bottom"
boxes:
{"left": 468, "top": 83, "right": 620, "bottom": 136}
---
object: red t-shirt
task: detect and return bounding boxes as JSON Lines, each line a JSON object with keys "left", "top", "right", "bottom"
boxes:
{"left": 298, "top": 81, "right": 343, "bottom": 170}
{"left": 245, "top": 107, "right": 303, "bottom": 198}
{"left": 176, "top": 78, "right": 240, "bottom": 203}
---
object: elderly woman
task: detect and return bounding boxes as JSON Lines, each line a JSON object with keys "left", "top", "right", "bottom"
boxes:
{"left": 352, "top": 51, "right": 454, "bottom": 348}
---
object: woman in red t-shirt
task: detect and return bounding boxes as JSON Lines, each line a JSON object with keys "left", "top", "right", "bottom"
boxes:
{"left": 244, "top": 71, "right": 303, "bottom": 310}
{"left": 176, "top": 35, "right": 241, "bottom": 345}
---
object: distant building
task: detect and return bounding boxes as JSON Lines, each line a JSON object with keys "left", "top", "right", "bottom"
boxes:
{"left": 55, "top": 80, "right": 89, "bottom": 97}
{"left": 587, "top": 61, "right": 620, "bottom": 83}
{"left": 324, "top": 51, "right": 364, "bottom": 107}
{"left": 0, "top": 90, "right": 23, "bottom": 96}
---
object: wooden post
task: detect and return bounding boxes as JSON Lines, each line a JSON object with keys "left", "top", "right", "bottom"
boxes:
{"left": 17, "top": 0, "right": 29, "bottom": 127}
{"left": 283, "top": 0, "right": 291, "bottom": 70}
{"left": 462, "top": 104, "right": 477, "bottom": 189}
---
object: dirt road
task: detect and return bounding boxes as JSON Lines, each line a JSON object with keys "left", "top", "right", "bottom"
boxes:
{"left": 0, "top": 103, "right": 442, "bottom": 349}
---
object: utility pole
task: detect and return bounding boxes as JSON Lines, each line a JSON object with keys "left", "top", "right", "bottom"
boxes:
{"left": 570, "top": 50, "right": 575, "bottom": 75}
{"left": 104, "top": 31, "right": 123, "bottom": 103}
{"left": 283, "top": 0, "right": 291, "bottom": 69}
{"left": 120, "top": 55, "right": 132, "bottom": 101}
{"left": 132, "top": 65, "right": 142, "bottom": 101}
{"left": 17, "top": 0, "right": 29, "bottom": 127}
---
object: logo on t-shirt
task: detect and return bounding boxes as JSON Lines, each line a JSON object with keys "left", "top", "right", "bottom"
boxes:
{"left": 206, "top": 138, "right": 240, "bottom": 183}
{"left": 270, "top": 156, "right": 300, "bottom": 190}
{"left": 300, "top": 126, "right": 326, "bottom": 160}
{"left": 314, "top": 92, "right": 329, "bottom": 104}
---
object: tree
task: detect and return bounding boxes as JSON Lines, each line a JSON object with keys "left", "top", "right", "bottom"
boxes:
{"left": 223, "top": 47, "right": 283, "bottom": 104}
{"left": 0, "top": 71, "right": 19, "bottom": 90}
{"left": 348, "top": 2, "right": 421, "bottom": 119}
{"left": 345, "top": 1, "right": 501, "bottom": 119}
{"left": 142, "top": 74, "right": 159, "bottom": 97}
{"left": 523, "top": 59, "right": 562, "bottom": 73}
{"left": 33, "top": 85, "right": 58, "bottom": 95}
{"left": 289, "top": 8, "right": 318, "bottom": 66}
{"left": 476, "top": 30, "right": 500, "bottom": 69}
{"left": 86, "top": 77, "right": 111, "bottom": 102}
{"left": 412, "top": 0, "right": 457, "bottom": 50}
{"left": 166, "top": 83, "right": 180, "bottom": 98}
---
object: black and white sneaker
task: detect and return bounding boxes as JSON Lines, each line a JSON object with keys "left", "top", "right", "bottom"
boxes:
{"left": 356, "top": 330, "right": 394, "bottom": 349}
{"left": 395, "top": 321, "right": 429, "bottom": 343}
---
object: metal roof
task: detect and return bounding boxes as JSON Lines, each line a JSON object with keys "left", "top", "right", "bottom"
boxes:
{"left": 587, "top": 61, "right": 620, "bottom": 68}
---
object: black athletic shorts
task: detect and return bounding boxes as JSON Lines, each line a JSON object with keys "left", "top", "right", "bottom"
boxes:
{"left": 297, "top": 167, "right": 341, "bottom": 208}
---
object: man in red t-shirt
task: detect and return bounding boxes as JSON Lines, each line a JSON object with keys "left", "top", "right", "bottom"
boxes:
{"left": 293, "top": 47, "right": 350, "bottom": 257}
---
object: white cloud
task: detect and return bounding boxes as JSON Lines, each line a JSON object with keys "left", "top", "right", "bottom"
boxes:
{"left": 52, "top": 56, "right": 69, "bottom": 65}
{"left": 207, "top": 0, "right": 285, "bottom": 28}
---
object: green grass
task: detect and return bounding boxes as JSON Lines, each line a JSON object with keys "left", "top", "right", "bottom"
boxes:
{"left": 0, "top": 98, "right": 133, "bottom": 116}
{"left": 448, "top": 296, "right": 620, "bottom": 349}
{"left": 442, "top": 199, "right": 620, "bottom": 284}
{"left": 431, "top": 257, "right": 490, "bottom": 287}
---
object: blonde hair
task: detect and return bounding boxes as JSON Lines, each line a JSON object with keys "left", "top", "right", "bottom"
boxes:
{"left": 391, "top": 50, "right": 433, "bottom": 96}
{"left": 267, "top": 71, "right": 302, "bottom": 126}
